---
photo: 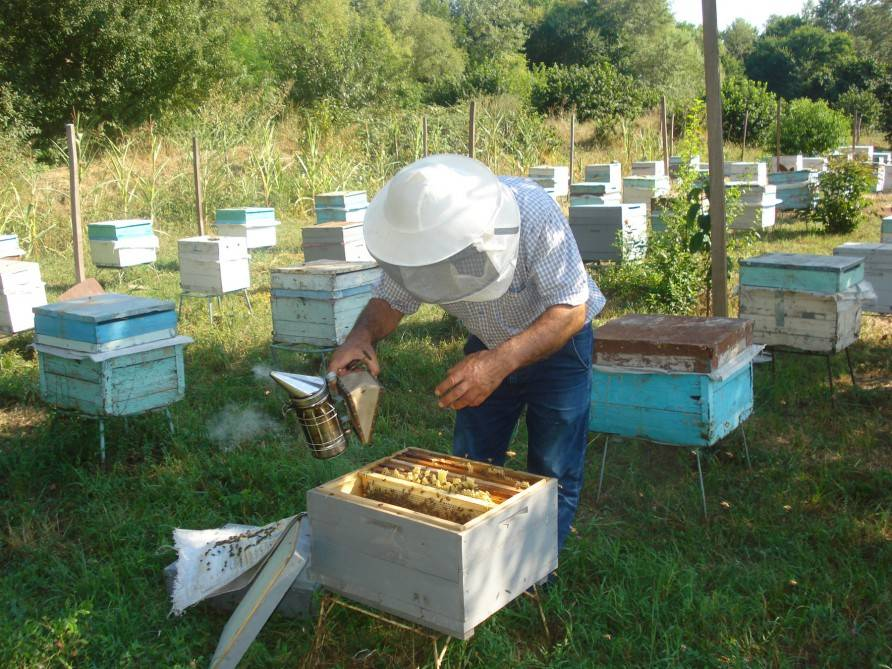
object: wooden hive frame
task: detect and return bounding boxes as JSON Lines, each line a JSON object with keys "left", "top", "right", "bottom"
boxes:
{"left": 308, "top": 448, "right": 557, "bottom": 639}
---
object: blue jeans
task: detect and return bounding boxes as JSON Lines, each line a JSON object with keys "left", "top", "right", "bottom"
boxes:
{"left": 452, "top": 324, "right": 593, "bottom": 550}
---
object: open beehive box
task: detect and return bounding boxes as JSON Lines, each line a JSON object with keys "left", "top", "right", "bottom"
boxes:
{"left": 307, "top": 448, "right": 557, "bottom": 639}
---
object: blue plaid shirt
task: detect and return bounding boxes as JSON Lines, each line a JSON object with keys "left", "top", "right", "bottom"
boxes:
{"left": 373, "top": 176, "right": 606, "bottom": 349}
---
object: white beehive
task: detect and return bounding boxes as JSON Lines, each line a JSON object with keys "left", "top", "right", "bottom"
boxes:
{"left": 0, "top": 234, "right": 24, "bottom": 259}
{"left": 301, "top": 221, "right": 372, "bottom": 263}
{"left": 630, "top": 161, "right": 665, "bottom": 177}
{"left": 881, "top": 165, "right": 892, "bottom": 194}
{"left": 0, "top": 260, "right": 47, "bottom": 334}
{"left": 834, "top": 243, "right": 892, "bottom": 313}
{"left": 622, "top": 176, "right": 670, "bottom": 214}
{"left": 584, "top": 163, "right": 622, "bottom": 189}
{"left": 883, "top": 216, "right": 892, "bottom": 243}
{"left": 568, "top": 203, "right": 647, "bottom": 262}
{"left": 867, "top": 163, "right": 886, "bottom": 193}
{"left": 728, "top": 183, "right": 781, "bottom": 230}
{"left": 724, "top": 162, "right": 768, "bottom": 186}
{"left": 772, "top": 155, "right": 803, "bottom": 172}
{"left": 178, "top": 236, "right": 250, "bottom": 295}
{"left": 669, "top": 155, "right": 700, "bottom": 176}
{"left": 802, "top": 157, "right": 829, "bottom": 172}
{"left": 90, "top": 237, "right": 159, "bottom": 268}
{"left": 528, "top": 166, "right": 569, "bottom": 197}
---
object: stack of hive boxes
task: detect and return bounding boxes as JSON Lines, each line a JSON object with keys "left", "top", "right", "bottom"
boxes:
{"left": 728, "top": 182, "right": 781, "bottom": 230}
{"left": 569, "top": 182, "right": 621, "bottom": 206}
{"left": 584, "top": 163, "right": 622, "bottom": 190}
{"left": 724, "top": 161, "right": 768, "bottom": 185}
{"left": 834, "top": 242, "right": 892, "bottom": 313}
{"left": 215, "top": 208, "right": 279, "bottom": 249}
{"left": 88, "top": 219, "right": 159, "bottom": 268}
{"left": 669, "top": 155, "right": 700, "bottom": 176}
{"left": 767, "top": 170, "right": 818, "bottom": 211}
{"left": 0, "top": 260, "right": 47, "bottom": 334}
{"left": 630, "top": 161, "right": 664, "bottom": 177}
{"left": 883, "top": 216, "right": 892, "bottom": 243}
{"left": 622, "top": 174, "right": 670, "bottom": 213}
{"left": 738, "top": 253, "right": 871, "bottom": 353}
{"left": 528, "top": 166, "right": 569, "bottom": 199}
{"left": 33, "top": 294, "right": 192, "bottom": 416}
{"left": 568, "top": 203, "right": 647, "bottom": 262}
{"left": 270, "top": 260, "right": 381, "bottom": 347}
{"left": 589, "top": 314, "right": 757, "bottom": 446}
{"left": 314, "top": 191, "right": 368, "bottom": 225}
{"left": 178, "top": 236, "right": 250, "bottom": 296}
{"left": 868, "top": 163, "right": 886, "bottom": 193}
{"left": 0, "top": 233, "right": 24, "bottom": 260}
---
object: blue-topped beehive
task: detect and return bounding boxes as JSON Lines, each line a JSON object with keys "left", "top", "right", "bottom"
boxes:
{"left": 314, "top": 191, "right": 369, "bottom": 225}
{"left": 33, "top": 294, "right": 192, "bottom": 416}
{"left": 740, "top": 253, "right": 864, "bottom": 294}
{"left": 215, "top": 208, "right": 280, "bottom": 249}
{"left": 768, "top": 170, "right": 818, "bottom": 211}
{"left": 569, "top": 182, "right": 621, "bottom": 206}
{"left": 88, "top": 220, "right": 159, "bottom": 267}
{"left": 0, "top": 233, "right": 24, "bottom": 258}
{"left": 87, "top": 219, "right": 153, "bottom": 241}
{"left": 589, "top": 315, "right": 756, "bottom": 447}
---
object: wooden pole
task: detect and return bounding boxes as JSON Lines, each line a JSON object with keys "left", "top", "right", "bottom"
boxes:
{"left": 702, "top": 0, "right": 728, "bottom": 317}
{"left": 66, "top": 123, "right": 86, "bottom": 284}
{"left": 192, "top": 136, "right": 205, "bottom": 236}
{"left": 775, "top": 96, "right": 782, "bottom": 170}
{"left": 660, "top": 95, "right": 669, "bottom": 175}
{"left": 422, "top": 116, "right": 429, "bottom": 158}
{"left": 741, "top": 108, "right": 749, "bottom": 161}
{"left": 468, "top": 101, "right": 476, "bottom": 159}
{"left": 569, "top": 110, "right": 576, "bottom": 189}
{"left": 669, "top": 112, "right": 675, "bottom": 159}
{"left": 851, "top": 113, "right": 857, "bottom": 160}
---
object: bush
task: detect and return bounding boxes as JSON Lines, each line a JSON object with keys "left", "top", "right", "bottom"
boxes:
{"left": 780, "top": 98, "right": 849, "bottom": 155}
{"left": 721, "top": 76, "right": 775, "bottom": 146}
{"left": 530, "top": 62, "right": 651, "bottom": 133}
{"left": 811, "top": 159, "right": 873, "bottom": 234}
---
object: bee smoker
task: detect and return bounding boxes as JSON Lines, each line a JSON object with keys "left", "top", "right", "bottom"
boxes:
{"left": 270, "top": 369, "right": 382, "bottom": 459}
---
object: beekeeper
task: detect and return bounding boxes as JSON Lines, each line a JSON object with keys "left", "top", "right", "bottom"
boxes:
{"left": 329, "top": 154, "right": 605, "bottom": 550}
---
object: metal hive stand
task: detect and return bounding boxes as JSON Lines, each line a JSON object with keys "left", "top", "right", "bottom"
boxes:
{"left": 302, "top": 587, "right": 551, "bottom": 669}
{"left": 594, "top": 425, "right": 752, "bottom": 521}
{"left": 767, "top": 345, "right": 857, "bottom": 406}
{"left": 177, "top": 288, "right": 252, "bottom": 321}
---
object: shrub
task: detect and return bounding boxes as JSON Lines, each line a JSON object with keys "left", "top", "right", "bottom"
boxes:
{"left": 811, "top": 159, "right": 873, "bottom": 234}
{"left": 721, "top": 76, "right": 775, "bottom": 146}
{"left": 530, "top": 62, "right": 651, "bottom": 134}
{"left": 780, "top": 98, "right": 849, "bottom": 155}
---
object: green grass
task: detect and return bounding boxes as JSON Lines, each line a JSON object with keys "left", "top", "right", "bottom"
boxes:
{"left": 2, "top": 188, "right": 892, "bottom": 668}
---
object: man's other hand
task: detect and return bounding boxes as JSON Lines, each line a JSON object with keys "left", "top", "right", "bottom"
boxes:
{"left": 435, "top": 350, "right": 511, "bottom": 410}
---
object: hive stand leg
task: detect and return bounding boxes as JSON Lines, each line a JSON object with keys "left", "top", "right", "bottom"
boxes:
{"left": 177, "top": 293, "right": 185, "bottom": 318}
{"left": 98, "top": 418, "right": 106, "bottom": 465}
{"left": 695, "top": 449, "right": 708, "bottom": 521}
{"left": 207, "top": 296, "right": 214, "bottom": 321}
{"left": 825, "top": 354, "right": 835, "bottom": 406}
{"left": 165, "top": 408, "right": 175, "bottom": 436}
{"left": 242, "top": 288, "right": 253, "bottom": 314}
{"left": 845, "top": 347, "right": 857, "bottom": 389}
{"left": 596, "top": 436, "right": 610, "bottom": 501}
{"left": 741, "top": 426, "right": 752, "bottom": 470}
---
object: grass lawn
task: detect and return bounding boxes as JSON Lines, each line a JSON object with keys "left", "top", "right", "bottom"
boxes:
{"left": 1, "top": 195, "right": 891, "bottom": 668}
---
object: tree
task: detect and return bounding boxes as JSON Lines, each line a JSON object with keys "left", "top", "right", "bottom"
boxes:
{"left": 721, "top": 77, "right": 776, "bottom": 146}
{"left": 722, "top": 19, "right": 758, "bottom": 63}
{"left": 780, "top": 98, "right": 849, "bottom": 154}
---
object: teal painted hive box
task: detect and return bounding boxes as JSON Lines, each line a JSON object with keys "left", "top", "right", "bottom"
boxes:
{"left": 314, "top": 207, "right": 366, "bottom": 224}
{"left": 33, "top": 294, "right": 177, "bottom": 352}
{"left": 739, "top": 254, "right": 864, "bottom": 294}
{"left": 270, "top": 260, "right": 381, "bottom": 347}
{"left": 36, "top": 335, "right": 192, "bottom": 417}
{"left": 215, "top": 207, "right": 275, "bottom": 224}
{"left": 314, "top": 191, "right": 368, "bottom": 210}
{"left": 589, "top": 358, "right": 754, "bottom": 447}
{"left": 87, "top": 219, "right": 153, "bottom": 241}
{"left": 569, "top": 182, "right": 619, "bottom": 196}
{"left": 882, "top": 216, "right": 892, "bottom": 243}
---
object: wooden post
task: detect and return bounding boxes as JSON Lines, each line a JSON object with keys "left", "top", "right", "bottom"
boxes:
{"left": 775, "top": 96, "right": 782, "bottom": 170}
{"left": 702, "top": 0, "right": 728, "bottom": 317}
{"left": 66, "top": 123, "right": 86, "bottom": 284}
{"left": 468, "top": 100, "right": 476, "bottom": 160}
{"left": 741, "top": 108, "right": 749, "bottom": 161}
{"left": 851, "top": 113, "right": 857, "bottom": 160}
{"left": 422, "top": 116, "right": 429, "bottom": 158}
{"left": 192, "top": 136, "right": 205, "bottom": 236}
{"left": 569, "top": 110, "right": 576, "bottom": 189}
{"left": 660, "top": 95, "right": 669, "bottom": 175}
{"left": 669, "top": 113, "right": 675, "bottom": 159}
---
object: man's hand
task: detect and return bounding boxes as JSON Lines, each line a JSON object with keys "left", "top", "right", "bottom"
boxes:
{"left": 435, "top": 350, "right": 512, "bottom": 410}
{"left": 328, "top": 336, "right": 380, "bottom": 377}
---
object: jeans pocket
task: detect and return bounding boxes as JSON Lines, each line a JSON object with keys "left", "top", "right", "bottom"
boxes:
{"left": 569, "top": 324, "right": 593, "bottom": 371}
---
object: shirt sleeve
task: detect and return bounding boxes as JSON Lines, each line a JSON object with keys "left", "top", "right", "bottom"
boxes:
{"left": 371, "top": 272, "right": 422, "bottom": 315}
{"left": 527, "top": 195, "right": 591, "bottom": 309}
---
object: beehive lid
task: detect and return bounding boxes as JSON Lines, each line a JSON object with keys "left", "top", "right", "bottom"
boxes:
{"left": 740, "top": 253, "right": 861, "bottom": 273}
{"left": 33, "top": 293, "right": 174, "bottom": 323}
{"left": 594, "top": 314, "right": 753, "bottom": 372}
{"left": 273, "top": 260, "right": 377, "bottom": 275}
{"left": 315, "top": 190, "right": 365, "bottom": 198}
{"left": 309, "top": 221, "right": 364, "bottom": 231}
{"left": 88, "top": 219, "right": 152, "bottom": 230}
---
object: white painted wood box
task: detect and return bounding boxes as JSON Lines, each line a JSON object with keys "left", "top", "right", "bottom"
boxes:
{"left": 631, "top": 160, "right": 665, "bottom": 177}
{"left": 528, "top": 165, "right": 569, "bottom": 197}
{"left": 0, "top": 260, "right": 47, "bottom": 334}
{"left": 0, "top": 234, "right": 24, "bottom": 259}
{"left": 307, "top": 448, "right": 558, "bottom": 640}
{"left": 772, "top": 155, "right": 803, "bottom": 172}
{"left": 881, "top": 164, "right": 892, "bottom": 193}
{"left": 728, "top": 184, "right": 780, "bottom": 230}
{"left": 178, "top": 236, "right": 250, "bottom": 295}
{"left": 867, "top": 163, "right": 886, "bottom": 193}
{"left": 724, "top": 162, "right": 767, "bottom": 185}
{"left": 215, "top": 221, "right": 279, "bottom": 250}
{"left": 301, "top": 221, "right": 372, "bottom": 263}
{"left": 669, "top": 155, "right": 700, "bottom": 176}
{"left": 802, "top": 157, "right": 829, "bottom": 172}
{"left": 622, "top": 176, "right": 671, "bottom": 213}
{"left": 584, "top": 163, "right": 622, "bottom": 189}
{"left": 834, "top": 242, "right": 892, "bottom": 313}
{"left": 569, "top": 203, "right": 647, "bottom": 262}
{"left": 90, "top": 237, "right": 159, "bottom": 268}
{"left": 270, "top": 260, "right": 381, "bottom": 347}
